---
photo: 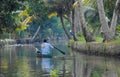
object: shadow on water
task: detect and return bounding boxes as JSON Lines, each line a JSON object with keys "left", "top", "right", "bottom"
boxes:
{"left": 1, "top": 41, "right": 120, "bottom": 77}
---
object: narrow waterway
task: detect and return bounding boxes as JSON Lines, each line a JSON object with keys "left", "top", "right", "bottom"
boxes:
{"left": 0, "top": 41, "right": 120, "bottom": 77}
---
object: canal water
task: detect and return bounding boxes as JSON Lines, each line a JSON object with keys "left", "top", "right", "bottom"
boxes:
{"left": 0, "top": 42, "right": 120, "bottom": 77}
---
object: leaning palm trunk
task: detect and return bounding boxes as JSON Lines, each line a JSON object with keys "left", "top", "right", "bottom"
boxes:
{"left": 97, "top": 0, "right": 110, "bottom": 41}
{"left": 97, "top": 0, "right": 120, "bottom": 41}
{"left": 31, "top": 26, "right": 40, "bottom": 41}
{"left": 109, "top": 0, "right": 120, "bottom": 39}
{"left": 78, "top": 0, "right": 94, "bottom": 42}
{"left": 60, "top": 15, "right": 71, "bottom": 40}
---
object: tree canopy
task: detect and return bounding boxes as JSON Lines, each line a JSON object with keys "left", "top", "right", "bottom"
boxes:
{"left": 0, "top": 0, "right": 120, "bottom": 42}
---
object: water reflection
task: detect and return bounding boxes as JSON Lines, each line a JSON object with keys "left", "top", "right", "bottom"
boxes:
{"left": 41, "top": 58, "right": 53, "bottom": 73}
{"left": 74, "top": 51, "right": 120, "bottom": 77}
{"left": 0, "top": 45, "right": 73, "bottom": 77}
{"left": 1, "top": 44, "right": 120, "bottom": 77}
{"left": 36, "top": 57, "right": 53, "bottom": 73}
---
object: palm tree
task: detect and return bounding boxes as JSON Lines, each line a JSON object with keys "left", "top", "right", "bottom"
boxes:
{"left": 97, "top": 0, "right": 120, "bottom": 41}
{"left": 77, "top": 0, "right": 95, "bottom": 42}
{"left": 48, "top": 0, "right": 72, "bottom": 39}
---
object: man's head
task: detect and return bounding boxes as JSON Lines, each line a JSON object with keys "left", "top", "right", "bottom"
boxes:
{"left": 43, "top": 39, "right": 47, "bottom": 42}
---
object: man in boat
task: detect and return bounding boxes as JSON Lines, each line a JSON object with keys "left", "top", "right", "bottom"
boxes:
{"left": 40, "top": 39, "right": 54, "bottom": 57}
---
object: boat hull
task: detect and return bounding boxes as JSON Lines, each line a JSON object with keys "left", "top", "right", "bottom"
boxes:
{"left": 36, "top": 53, "right": 53, "bottom": 58}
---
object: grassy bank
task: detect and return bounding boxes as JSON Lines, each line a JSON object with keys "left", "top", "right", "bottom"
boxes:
{"left": 71, "top": 38, "right": 120, "bottom": 58}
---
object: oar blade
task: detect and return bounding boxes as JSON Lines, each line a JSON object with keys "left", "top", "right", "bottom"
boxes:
{"left": 53, "top": 46, "right": 66, "bottom": 55}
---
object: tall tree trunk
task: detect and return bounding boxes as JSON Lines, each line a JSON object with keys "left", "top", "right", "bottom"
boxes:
{"left": 78, "top": 0, "right": 94, "bottom": 42}
{"left": 60, "top": 15, "right": 71, "bottom": 40}
{"left": 72, "top": 0, "right": 78, "bottom": 41}
{"left": 75, "top": 4, "right": 82, "bottom": 35}
{"left": 74, "top": 0, "right": 83, "bottom": 40}
{"left": 74, "top": 0, "right": 82, "bottom": 39}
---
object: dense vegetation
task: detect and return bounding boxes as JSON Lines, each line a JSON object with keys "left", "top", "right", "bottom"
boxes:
{"left": 0, "top": 0, "right": 120, "bottom": 42}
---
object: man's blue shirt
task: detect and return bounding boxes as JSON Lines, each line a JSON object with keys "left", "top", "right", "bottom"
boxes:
{"left": 41, "top": 43, "right": 53, "bottom": 55}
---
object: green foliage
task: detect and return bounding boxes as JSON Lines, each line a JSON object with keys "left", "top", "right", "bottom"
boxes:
{"left": 13, "top": 0, "right": 51, "bottom": 38}
{"left": 0, "top": 0, "right": 22, "bottom": 33}
{"left": 82, "top": 0, "right": 117, "bottom": 40}
{"left": 67, "top": 39, "right": 74, "bottom": 47}
{"left": 52, "top": 24, "right": 64, "bottom": 37}
{"left": 1, "top": 59, "right": 8, "bottom": 70}
{"left": 29, "top": 0, "right": 49, "bottom": 20}
{"left": 104, "top": 0, "right": 116, "bottom": 13}
{"left": 90, "top": 67, "right": 103, "bottom": 77}
{"left": 95, "top": 37, "right": 103, "bottom": 42}
{"left": 78, "top": 37, "right": 86, "bottom": 42}
{"left": 109, "top": 38, "right": 120, "bottom": 44}
{"left": 73, "top": 1, "right": 79, "bottom": 9}
{"left": 116, "top": 25, "right": 120, "bottom": 38}
{"left": 118, "top": 68, "right": 120, "bottom": 77}
{"left": 0, "top": 0, "right": 118, "bottom": 40}
{"left": 26, "top": 0, "right": 52, "bottom": 38}
{"left": 85, "top": 9, "right": 100, "bottom": 34}
{"left": 116, "top": 25, "right": 120, "bottom": 31}
{"left": 0, "top": 0, "right": 21, "bottom": 13}
{"left": 91, "top": 71, "right": 101, "bottom": 77}
{"left": 77, "top": 32, "right": 86, "bottom": 42}
{"left": 50, "top": 69, "right": 58, "bottom": 77}
{"left": 82, "top": 0, "right": 116, "bottom": 19}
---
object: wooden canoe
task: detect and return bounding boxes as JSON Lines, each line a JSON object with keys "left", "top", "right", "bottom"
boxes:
{"left": 36, "top": 53, "right": 53, "bottom": 58}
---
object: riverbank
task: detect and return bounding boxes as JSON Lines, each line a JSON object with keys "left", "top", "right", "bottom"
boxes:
{"left": 72, "top": 41, "right": 120, "bottom": 58}
{"left": 0, "top": 39, "right": 16, "bottom": 47}
{"left": 0, "top": 39, "right": 32, "bottom": 47}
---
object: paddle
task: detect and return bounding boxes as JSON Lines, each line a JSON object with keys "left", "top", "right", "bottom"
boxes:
{"left": 53, "top": 46, "right": 66, "bottom": 55}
